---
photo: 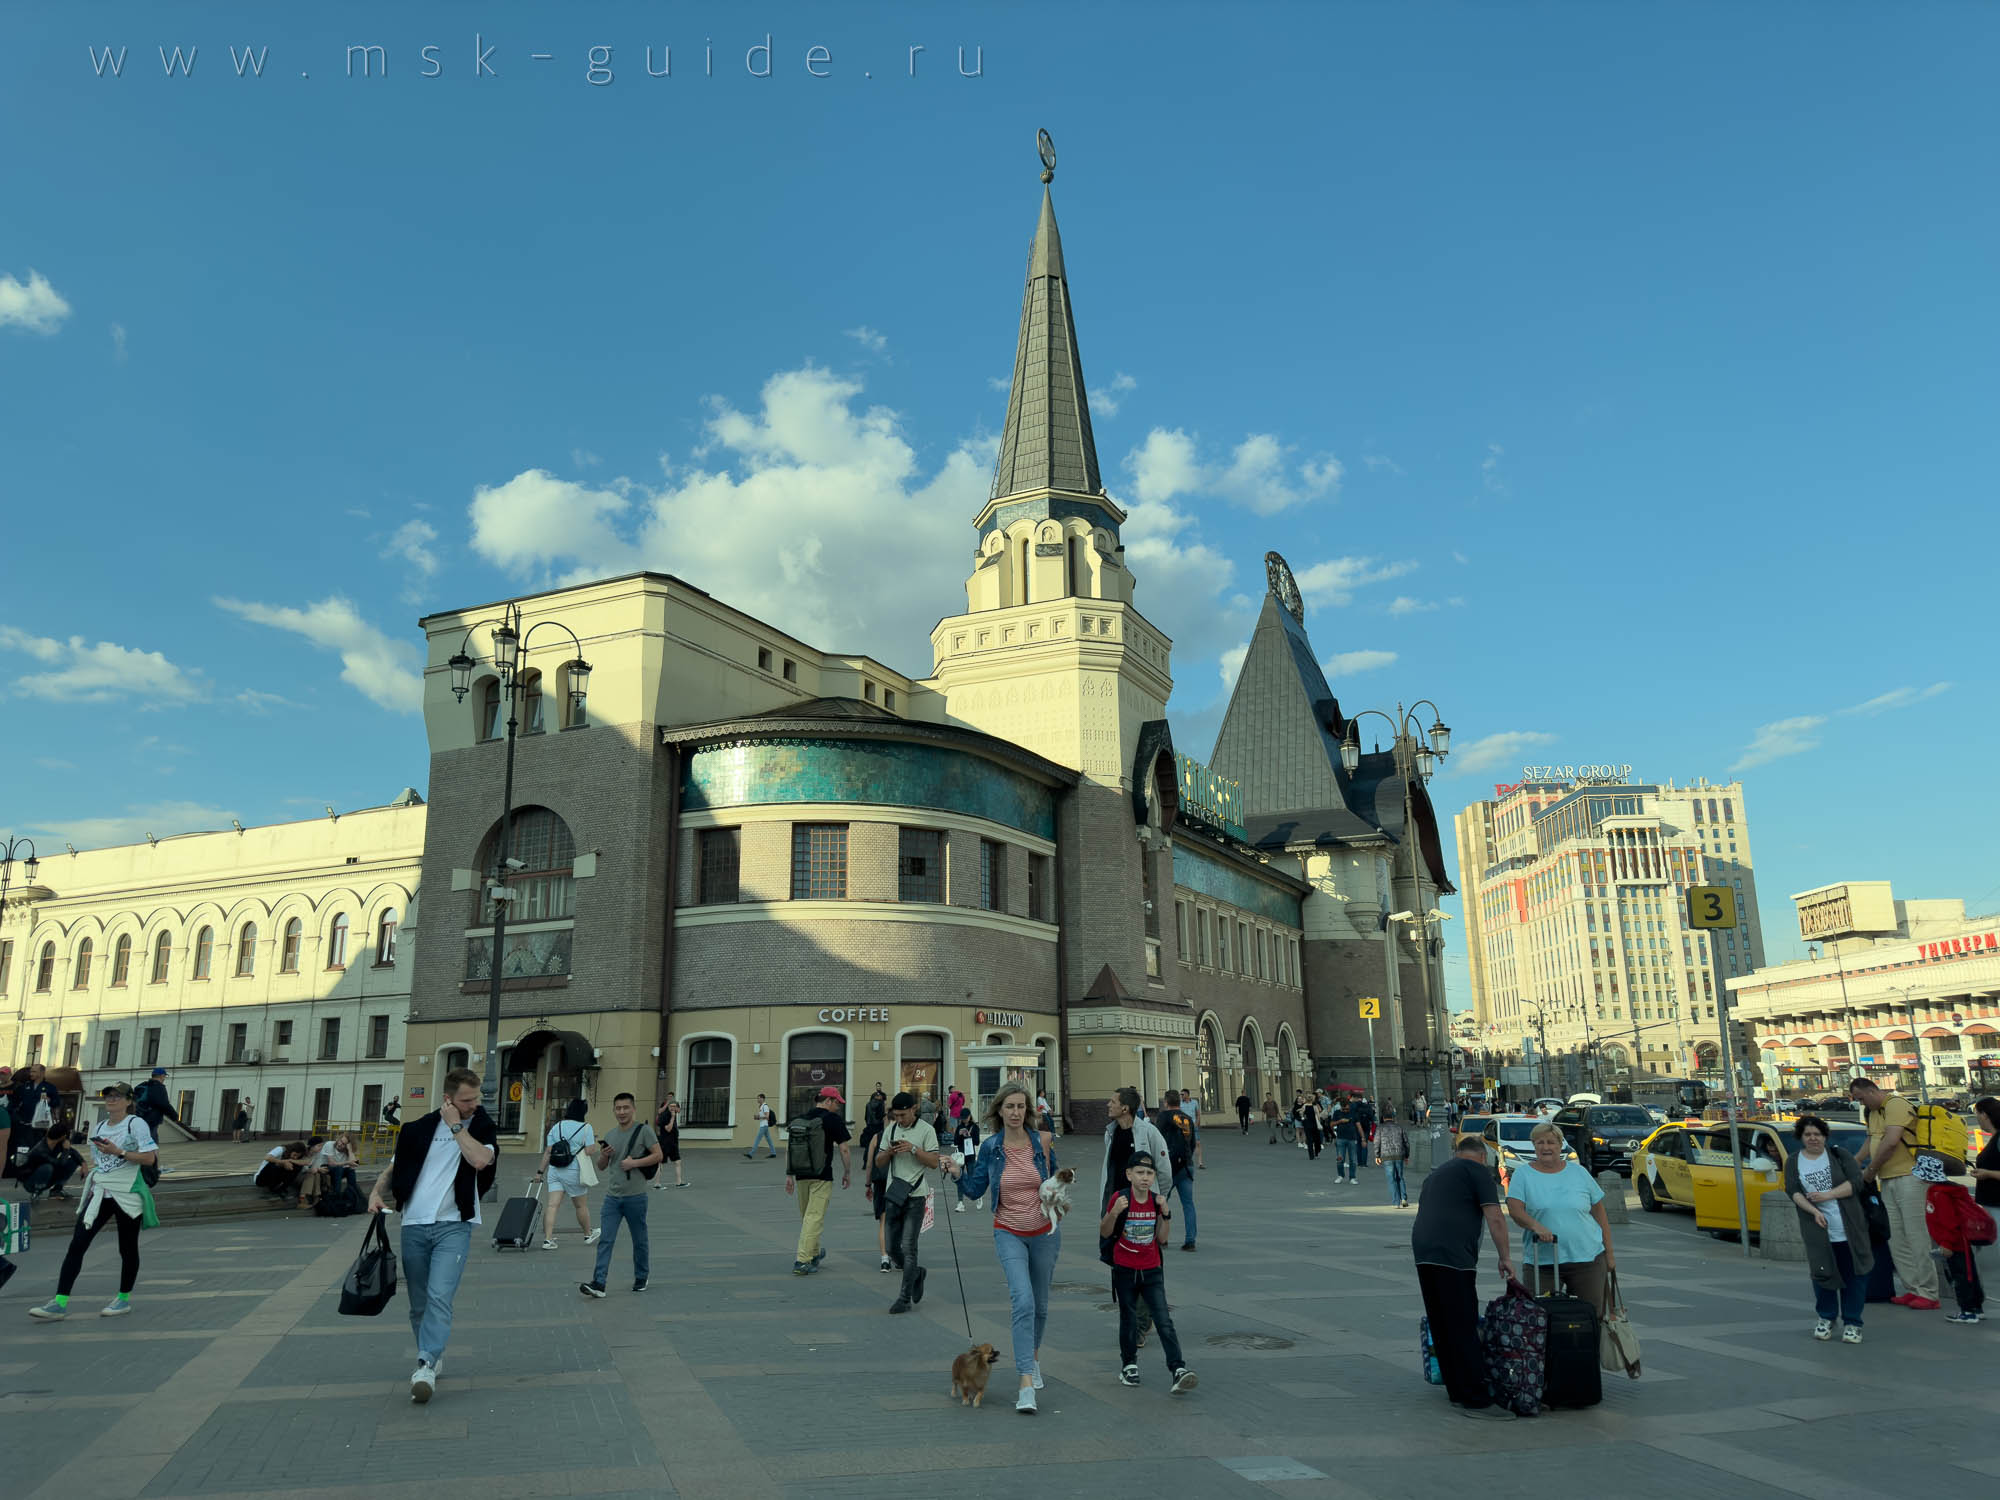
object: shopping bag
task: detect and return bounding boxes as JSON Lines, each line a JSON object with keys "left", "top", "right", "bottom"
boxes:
{"left": 1598, "top": 1270, "right": 1641, "bottom": 1378}
{"left": 0, "top": 1199, "right": 28, "bottom": 1255}
{"left": 337, "top": 1214, "right": 399, "bottom": 1316}
{"left": 578, "top": 1151, "right": 599, "bottom": 1188}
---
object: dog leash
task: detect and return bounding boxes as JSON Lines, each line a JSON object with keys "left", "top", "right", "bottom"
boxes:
{"left": 940, "top": 1153, "right": 974, "bottom": 1341}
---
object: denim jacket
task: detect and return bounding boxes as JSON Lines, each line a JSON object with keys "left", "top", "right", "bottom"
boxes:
{"left": 953, "top": 1129, "right": 1057, "bottom": 1215}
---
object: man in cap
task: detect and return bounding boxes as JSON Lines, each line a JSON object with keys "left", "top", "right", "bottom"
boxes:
{"left": 785, "top": 1084, "right": 852, "bottom": 1274}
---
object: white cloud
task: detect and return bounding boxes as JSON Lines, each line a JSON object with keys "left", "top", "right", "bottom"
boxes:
{"left": 8, "top": 800, "right": 240, "bottom": 853}
{"left": 0, "top": 269, "right": 70, "bottom": 334}
{"left": 987, "top": 375, "right": 1011, "bottom": 393}
{"left": 571, "top": 448, "right": 602, "bottom": 468}
{"left": 1218, "top": 643, "right": 1249, "bottom": 692}
{"left": 1451, "top": 550, "right": 1469, "bottom": 565}
{"left": 1289, "top": 557, "right": 1418, "bottom": 609}
{"left": 1363, "top": 454, "right": 1404, "bottom": 476}
{"left": 35, "top": 757, "right": 77, "bottom": 771}
{"left": 0, "top": 626, "right": 207, "bottom": 704}
{"left": 110, "top": 322, "right": 127, "bottom": 362}
{"left": 382, "top": 518, "right": 440, "bottom": 577}
{"left": 1448, "top": 730, "right": 1558, "bottom": 777}
{"left": 1387, "top": 596, "right": 1438, "bottom": 616}
{"left": 844, "top": 325, "right": 887, "bottom": 354}
{"left": 1731, "top": 714, "right": 1828, "bottom": 772}
{"left": 233, "top": 689, "right": 301, "bottom": 713}
{"left": 213, "top": 596, "right": 423, "bottom": 713}
{"left": 1322, "top": 649, "right": 1397, "bottom": 677}
{"left": 1123, "top": 427, "right": 1339, "bottom": 516}
{"left": 1481, "top": 443, "right": 1508, "bottom": 495}
{"left": 1446, "top": 596, "right": 1466, "bottom": 607}
{"left": 1089, "top": 371, "right": 1137, "bottom": 417}
{"left": 1837, "top": 682, "right": 1951, "bottom": 717}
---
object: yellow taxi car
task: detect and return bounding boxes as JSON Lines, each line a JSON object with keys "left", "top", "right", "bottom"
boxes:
{"left": 1631, "top": 1118, "right": 1868, "bottom": 1235}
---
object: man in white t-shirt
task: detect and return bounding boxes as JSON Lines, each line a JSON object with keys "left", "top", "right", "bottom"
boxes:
{"left": 368, "top": 1068, "right": 497, "bottom": 1404}
{"left": 745, "top": 1093, "right": 777, "bottom": 1160}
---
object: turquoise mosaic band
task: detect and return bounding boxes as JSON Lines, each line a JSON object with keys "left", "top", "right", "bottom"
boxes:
{"left": 1172, "top": 842, "right": 1299, "bottom": 926}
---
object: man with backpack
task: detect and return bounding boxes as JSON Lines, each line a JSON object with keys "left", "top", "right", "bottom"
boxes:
{"left": 785, "top": 1085, "right": 852, "bottom": 1275}
{"left": 1156, "top": 1091, "right": 1198, "bottom": 1251}
{"left": 1850, "top": 1077, "right": 1940, "bottom": 1309}
{"left": 132, "top": 1069, "right": 178, "bottom": 1139}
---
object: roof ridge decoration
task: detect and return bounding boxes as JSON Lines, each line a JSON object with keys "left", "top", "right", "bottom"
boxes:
{"left": 989, "top": 129, "right": 1104, "bottom": 501}
{"left": 1265, "top": 552, "right": 1304, "bottom": 625}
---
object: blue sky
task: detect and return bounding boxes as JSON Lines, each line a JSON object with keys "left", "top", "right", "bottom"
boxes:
{"left": 5, "top": 2, "right": 1997, "bottom": 998}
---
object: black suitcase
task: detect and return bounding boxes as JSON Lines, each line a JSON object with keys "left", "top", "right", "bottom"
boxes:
{"left": 492, "top": 1178, "right": 541, "bottom": 1251}
{"left": 1531, "top": 1239, "right": 1602, "bottom": 1409}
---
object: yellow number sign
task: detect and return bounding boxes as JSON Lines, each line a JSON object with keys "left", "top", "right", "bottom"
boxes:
{"left": 1358, "top": 997, "right": 1381, "bottom": 1020}
{"left": 1686, "top": 885, "right": 1738, "bottom": 930}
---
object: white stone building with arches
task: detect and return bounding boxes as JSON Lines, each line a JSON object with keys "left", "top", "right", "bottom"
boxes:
{"left": 0, "top": 796, "right": 424, "bottom": 1137}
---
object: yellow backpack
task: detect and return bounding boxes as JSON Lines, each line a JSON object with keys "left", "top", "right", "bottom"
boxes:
{"left": 1908, "top": 1103, "right": 1968, "bottom": 1175}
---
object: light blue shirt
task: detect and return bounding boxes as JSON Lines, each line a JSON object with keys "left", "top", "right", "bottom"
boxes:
{"left": 1508, "top": 1161, "right": 1606, "bottom": 1265}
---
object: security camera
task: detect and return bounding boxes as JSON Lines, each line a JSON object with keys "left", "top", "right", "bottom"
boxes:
{"left": 503, "top": 857, "right": 527, "bottom": 871}
{"left": 1388, "top": 910, "right": 1415, "bottom": 921}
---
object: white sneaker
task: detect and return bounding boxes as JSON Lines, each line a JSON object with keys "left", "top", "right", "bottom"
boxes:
{"left": 100, "top": 1298, "right": 132, "bottom": 1317}
{"left": 1812, "top": 1319, "right": 1833, "bottom": 1340}
{"left": 541, "top": 1239, "right": 559, "bottom": 1251}
{"left": 583, "top": 1228, "right": 602, "bottom": 1245}
{"left": 880, "top": 1255, "right": 894, "bottom": 1272}
{"left": 411, "top": 1363, "right": 436, "bottom": 1403}
{"left": 1015, "top": 1385, "right": 1037, "bottom": 1414}
{"left": 1171, "top": 1367, "right": 1198, "bottom": 1393}
{"left": 1841, "top": 1326, "right": 1864, "bottom": 1344}
{"left": 953, "top": 1201, "right": 966, "bottom": 1213}
{"left": 1031, "top": 1361, "right": 1044, "bottom": 1390}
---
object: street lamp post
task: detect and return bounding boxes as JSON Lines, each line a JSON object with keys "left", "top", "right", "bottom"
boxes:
{"left": 1, "top": 837, "right": 41, "bottom": 1004}
{"left": 1339, "top": 701, "right": 1452, "bottom": 1108}
{"left": 446, "top": 603, "right": 591, "bottom": 1136}
{"left": 1889, "top": 984, "right": 1929, "bottom": 1104}
{"left": 1807, "top": 941, "right": 1862, "bottom": 1082}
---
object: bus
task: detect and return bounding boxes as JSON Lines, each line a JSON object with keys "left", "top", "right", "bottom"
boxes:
{"left": 1612, "top": 1076, "right": 1709, "bottom": 1119}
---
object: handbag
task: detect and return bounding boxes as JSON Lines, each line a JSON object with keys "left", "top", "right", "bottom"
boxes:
{"left": 577, "top": 1147, "right": 599, "bottom": 1187}
{"left": 1598, "top": 1270, "right": 1641, "bottom": 1378}
{"left": 337, "top": 1214, "right": 399, "bottom": 1317}
{"left": 881, "top": 1124, "right": 914, "bottom": 1208}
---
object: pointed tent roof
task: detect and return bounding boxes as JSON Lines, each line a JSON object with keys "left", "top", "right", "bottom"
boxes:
{"left": 1209, "top": 581, "right": 1453, "bottom": 892}
{"left": 990, "top": 185, "right": 1103, "bottom": 500}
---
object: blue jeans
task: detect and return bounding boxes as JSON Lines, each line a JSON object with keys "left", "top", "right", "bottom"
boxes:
{"left": 594, "top": 1192, "right": 650, "bottom": 1286}
{"left": 992, "top": 1227, "right": 1060, "bottom": 1374}
{"left": 1813, "top": 1240, "right": 1866, "bottom": 1327}
{"left": 749, "top": 1123, "right": 774, "bottom": 1156}
{"left": 401, "top": 1220, "right": 472, "bottom": 1366}
{"left": 1383, "top": 1159, "right": 1408, "bottom": 1205}
{"left": 1170, "top": 1168, "right": 1198, "bottom": 1246}
{"left": 1335, "top": 1139, "right": 1361, "bottom": 1180}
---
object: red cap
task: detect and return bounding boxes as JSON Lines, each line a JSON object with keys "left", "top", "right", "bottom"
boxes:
{"left": 817, "top": 1085, "right": 846, "bottom": 1104}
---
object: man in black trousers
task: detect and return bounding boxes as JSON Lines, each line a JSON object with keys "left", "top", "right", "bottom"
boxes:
{"left": 1412, "top": 1133, "right": 1516, "bottom": 1420}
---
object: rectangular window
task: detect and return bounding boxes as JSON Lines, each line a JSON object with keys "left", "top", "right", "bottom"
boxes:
{"left": 1254, "top": 928, "right": 1266, "bottom": 979}
{"left": 782, "top": 658, "right": 796, "bottom": 683}
{"left": 1196, "top": 911, "right": 1209, "bottom": 966}
{"left": 898, "top": 828, "right": 944, "bottom": 903}
{"left": 26, "top": 1034, "right": 43, "bottom": 1067}
{"left": 758, "top": 647, "right": 773, "bottom": 672}
{"left": 1238, "top": 921, "right": 1250, "bottom": 975}
{"left": 184, "top": 1026, "right": 203, "bottom": 1065}
{"left": 864, "top": 681, "right": 876, "bottom": 702}
{"left": 884, "top": 689, "right": 896, "bottom": 712}
{"left": 102, "top": 1029, "right": 121, "bottom": 1069}
{"left": 361, "top": 1084, "right": 384, "bottom": 1124}
{"left": 1216, "top": 919, "right": 1229, "bottom": 972}
{"left": 1176, "top": 900, "right": 1189, "bottom": 959}
{"left": 790, "top": 824, "right": 848, "bottom": 900}
{"left": 0, "top": 940, "right": 9, "bottom": 992}
{"left": 980, "top": 840, "right": 1007, "bottom": 913}
{"left": 312, "top": 1088, "right": 332, "bottom": 1131}
{"left": 63, "top": 1032, "right": 81, "bottom": 1068}
{"left": 179, "top": 1090, "right": 197, "bottom": 1127}
{"left": 228, "top": 1022, "right": 248, "bottom": 1063}
{"left": 368, "top": 1014, "right": 390, "bottom": 1058}
{"left": 698, "top": 828, "right": 742, "bottom": 904}
{"left": 275, "top": 1019, "right": 293, "bottom": 1049}
{"left": 319, "top": 1017, "right": 341, "bottom": 1060}
{"left": 1028, "top": 853, "right": 1050, "bottom": 921}
{"left": 142, "top": 1028, "right": 161, "bottom": 1067}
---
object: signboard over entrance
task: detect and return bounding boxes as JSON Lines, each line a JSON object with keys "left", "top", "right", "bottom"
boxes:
{"left": 975, "top": 1010, "right": 1025, "bottom": 1029}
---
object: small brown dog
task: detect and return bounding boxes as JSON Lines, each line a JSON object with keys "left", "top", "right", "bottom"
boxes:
{"left": 1037, "top": 1166, "right": 1077, "bottom": 1225}
{"left": 950, "top": 1342, "right": 1003, "bottom": 1406}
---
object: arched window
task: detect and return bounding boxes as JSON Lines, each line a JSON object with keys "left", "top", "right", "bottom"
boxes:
{"left": 466, "top": 807, "right": 577, "bottom": 981}
{"left": 376, "top": 910, "right": 398, "bottom": 966}
{"left": 786, "top": 1031, "right": 847, "bottom": 1122}
{"left": 899, "top": 1032, "right": 945, "bottom": 1106}
{"left": 191, "top": 926, "right": 214, "bottom": 980}
{"left": 73, "top": 937, "right": 93, "bottom": 989}
{"left": 236, "top": 922, "right": 258, "bottom": 976}
{"left": 686, "top": 1037, "right": 732, "bottom": 1128}
{"left": 150, "top": 930, "right": 173, "bottom": 983}
{"left": 280, "top": 917, "right": 302, "bottom": 972}
{"left": 479, "top": 677, "right": 504, "bottom": 741}
{"left": 111, "top": 933, "right": 132, "bottom": 986}
{"left": 520, "top": 671, "right": 544, "bottom": 734}
{"left": 327, "top": 913, "right": 350, "bottom": 969}
{"left": 34, "top": 941, "right": 55, "bottom": 992}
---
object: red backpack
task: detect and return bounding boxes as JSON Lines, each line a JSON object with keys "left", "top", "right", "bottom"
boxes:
{"left": 1924, "top": 1181, "right": 1997, "bottom": 1265}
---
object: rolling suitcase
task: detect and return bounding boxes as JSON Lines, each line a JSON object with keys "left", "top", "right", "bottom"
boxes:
{"left": 1530, "top": 1237, "right": 1602, "bottom": 1409}
{"left": 492, "top": 1177, "right": 541, "bottom": 1251}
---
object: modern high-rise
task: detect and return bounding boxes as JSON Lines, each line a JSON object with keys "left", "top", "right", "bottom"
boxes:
{"left": 1454, "top": 775, "right": 1768, "bottom": 1090}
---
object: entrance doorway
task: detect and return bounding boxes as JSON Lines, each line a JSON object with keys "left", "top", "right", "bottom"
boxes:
{"left": 264, "top": 1087, "right": 286, "bottom": 1136}
{"left": 787, "top": 1032, "right": 847, "bottom": 1121}
{"left": 218, "top": 1089, "right": 240, "bottom": 1136}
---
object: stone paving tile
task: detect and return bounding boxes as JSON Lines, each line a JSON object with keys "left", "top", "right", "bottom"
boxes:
{"left": 781, "top": 1455, "right": 1271, "bottom": 1498}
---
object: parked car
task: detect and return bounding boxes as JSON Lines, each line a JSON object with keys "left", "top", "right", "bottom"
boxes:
{"left": 1552, "top": 1103, "right": 1659, "bottom": 1177}
{"left": 1630, "top": 1119, "right": 1866, "bottom": 1233}
{"left": 1481, "top": 1114, "right": 1578, "bottom": 1190}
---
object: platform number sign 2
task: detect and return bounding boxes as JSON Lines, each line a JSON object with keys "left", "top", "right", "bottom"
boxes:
{"left": 1358, "top": 997, "right": 1381, "bottom": 1020}
{"left": 1686, "top": 885, "right": 1738, "bottom": 930}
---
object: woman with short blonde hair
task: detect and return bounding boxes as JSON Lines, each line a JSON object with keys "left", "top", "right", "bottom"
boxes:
{"left": 1508, "top": 1120, "right": 1614, "bottom": 1317}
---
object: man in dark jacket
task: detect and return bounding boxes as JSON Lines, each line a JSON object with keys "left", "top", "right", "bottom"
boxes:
{"left": 367, "top": 1067, "right": 498, "bottom": 1404}
{"left": 132, "top": 1069, "right": 179, "bottom": 1137}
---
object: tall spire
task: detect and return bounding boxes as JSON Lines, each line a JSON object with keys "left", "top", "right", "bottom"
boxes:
{"left": 990, "top": 131, "right": 1103, "bottom": 501}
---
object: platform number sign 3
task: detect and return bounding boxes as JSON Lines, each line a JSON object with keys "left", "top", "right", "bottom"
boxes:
{"left": 1358, "top": 997, "right": 1381, "bottom": 1020}
{"left": 1686, "top": 885, "right": 1738, "bottom": 930}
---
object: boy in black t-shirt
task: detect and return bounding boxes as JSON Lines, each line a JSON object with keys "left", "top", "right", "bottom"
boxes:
{"left": 1099, "top": 1151, "right": 1197, "bottom": 1393}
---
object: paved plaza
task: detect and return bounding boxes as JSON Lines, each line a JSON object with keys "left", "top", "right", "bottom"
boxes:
{"left": 2, "top": 1125, "right": 1994, "bottom": 1500}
